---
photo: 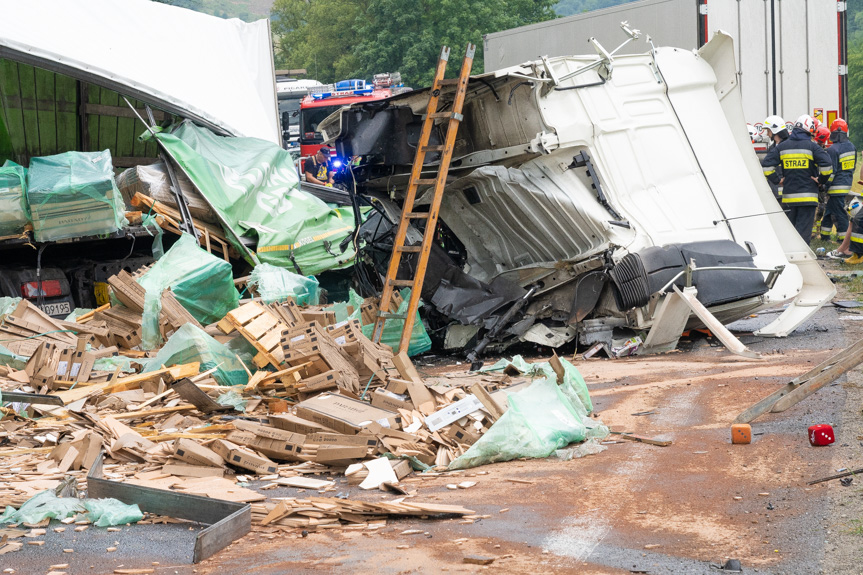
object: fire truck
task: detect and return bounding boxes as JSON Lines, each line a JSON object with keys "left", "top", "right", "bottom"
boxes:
{"left": 299, "top": 73, "right": 407, "bottom": 159}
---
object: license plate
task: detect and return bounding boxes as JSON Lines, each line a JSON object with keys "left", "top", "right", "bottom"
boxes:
{"left": 39, "top": 301, "right": 71, "bottom": 317}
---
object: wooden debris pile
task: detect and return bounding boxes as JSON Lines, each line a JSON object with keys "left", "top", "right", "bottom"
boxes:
{"left": 253, "top": 496, "right": 475, "bottom": 529}
{"left": 0, "top": 276, "right": 529, "bottom": 537}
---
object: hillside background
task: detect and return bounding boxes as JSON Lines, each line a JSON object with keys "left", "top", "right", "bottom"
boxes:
{"left": 161, "top": 0, "right": 635, "bottom": 21}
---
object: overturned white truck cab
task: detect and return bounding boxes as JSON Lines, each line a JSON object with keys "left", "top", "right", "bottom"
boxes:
{"left": 321, "top": 32, "right": 834, "bottom": 357}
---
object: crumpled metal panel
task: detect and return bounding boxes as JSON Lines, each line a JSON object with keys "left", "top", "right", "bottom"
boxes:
{"left": 424, "top": 164, "right": 617, "bottom": 283}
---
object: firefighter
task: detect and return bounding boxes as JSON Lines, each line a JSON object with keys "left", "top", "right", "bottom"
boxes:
{"left": 813, "top": 125, "right": 832, "bottom": 238}
{"left": 820, "top": 119, "right": 856, "bottom": 246}
{"left": 760, "top": 115, "right": 788, "bottom": 200}
{"left": 832, "top": 198, "right": 863, "bottom": 264}
{"left": 761, "top": 115, "right": 833, "bottom": 244}
{"left": 304, "top": 148, "right": 334, "bottom": 186}
{"left": 762, "top": 115, "right": 789, "bottom": 146}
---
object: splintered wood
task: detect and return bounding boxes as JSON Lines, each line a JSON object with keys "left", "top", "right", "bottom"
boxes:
{"left": 254, "top": 496, "right": 474, "bottom": 528}
{"left": 0, "top": 262, "right": 539, "bottom": 547}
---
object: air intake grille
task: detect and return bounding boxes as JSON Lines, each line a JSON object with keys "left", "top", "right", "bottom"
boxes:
{"left": 609, "top": 253, "right": 651, "bottom": 310}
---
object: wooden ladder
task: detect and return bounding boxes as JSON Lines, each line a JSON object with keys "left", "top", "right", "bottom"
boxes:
{"left": 371, "top": 44, "right": 475, "bottom": 353}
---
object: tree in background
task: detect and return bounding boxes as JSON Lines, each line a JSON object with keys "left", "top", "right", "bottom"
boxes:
{"left": 271, "top": 0, "right": 556, "bottom": 86}
{"left": 554, "top": 0, "right": 637, "bottom": 17}
{"left": 271, "top": 0, "right": 365, "bottom": 82}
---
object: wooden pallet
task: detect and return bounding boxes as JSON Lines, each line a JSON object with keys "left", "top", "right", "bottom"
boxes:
{"left": 219, "top": 302, "right": 287, "bottom": 369}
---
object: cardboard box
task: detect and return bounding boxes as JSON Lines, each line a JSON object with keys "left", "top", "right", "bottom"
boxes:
{"left": 232, "top": 419, "right": 306, "bottom": 444}
{"left": 162, "top": 463, "right": 226, "bottom": 478}
{"left": 269, "top": 413, "right": 335, "bottom": 435}
{"left": 298, "top": 370, "right": 341, "bottom": 393}
{"left": 305, "top": 432, "right": 378, "bottom": 448}
{"left": 295, "top": 392, "right": 402, "bottom": 435}
{"left": 173, "top": 438, "right": 224, "bottom": 468}
{"left": 371, "top": 388, "right": 414, "bottom": 413}
{"left": 210, "top": 439, "right": 278, "bottom": 475}
{"left": 226, "top": 430, "right": 305, "bottom": 462}
{"left": 304, "top": 444, "right": 369, "bottom": 464}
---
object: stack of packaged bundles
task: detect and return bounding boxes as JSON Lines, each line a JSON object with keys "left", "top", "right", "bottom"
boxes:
{"left": 26, "top": 150, "right": 126, "bottom": 242}
{"left": 0, "top": 160, "right": 28, "bottom": 236}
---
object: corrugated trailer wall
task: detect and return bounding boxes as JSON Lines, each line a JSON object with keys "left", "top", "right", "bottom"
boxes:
{"left": 0, "top": 59, "right": 161, "bottom": 167}
{"left": 708, "top": 0, "right": 841, "bottom": 126}
{"left": 483, "top": 0, "right": 696, "bottom": 71}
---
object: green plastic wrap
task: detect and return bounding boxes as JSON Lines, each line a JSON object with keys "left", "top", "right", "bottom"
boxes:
{"left": 0, "top": 490, "right": 84, "bottom": 524}
{"left": 155, "top": 122, "right": 359, "bottom": 275}
{"left": 64, "top": 308, "right": 94, "bottom": 322}
{"left": 0, "top": 296, "right": 21, "bottom": 320}
{"left": 143, "top": 324, "right": 249, "bottom": 387}
{"left": 0, "top": 160, "right": 28, "bottom": 236}
{"left": 216, "top": 389, "right": 247, "bottom": 411}
{"left": 26, "top": 150, "right": 127, "bottom": 242}
{"left": 449, "top": 356, "right": 606, "bottom": 470}
{"left": 347, "top": 288, "right": 431, "bottom": 357}
{"left": 482, "top": 355, "right": 594, "bottom": 415}
{"left": 141, "top": 213, "right": 165, "bottom": 259}
{"left": 84, "top": 498, "right": 144, "bottom": 527}
{"left": 92, "top": 355, "right": 136, "bottom": 374}
{"left": 138, "top": 233, "right": 239, "bottom": 349}
{"left": 0, "top": 344, "right": 26, "bottom": 370}
{"left": 248, "top": 263, "right": 319, "bottom": 305}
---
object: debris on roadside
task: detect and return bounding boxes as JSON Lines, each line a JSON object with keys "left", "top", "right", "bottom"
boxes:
{"left": 0, "top": 256, "right": 606, "bottom": 561}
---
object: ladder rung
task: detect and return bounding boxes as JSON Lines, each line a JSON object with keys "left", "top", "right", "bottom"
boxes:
{"left": 404, "top": 212, "right": 429, "bottom": 219}
{"left": 397, "top": 245, "right": 422, "bottom": 253}
{"left": 422, "top": 145, "right": 445, "bottom": 152}
{"left": 429, "top": 112, "right": 464, "bottom": 121}
{"left": 438, "top": 78, "right": 462, "bottom": 86}
{"left": 378, "top": 312, "right": 407, "bottom": 320}
{"left": 388, "top": 279, "right": 415, "bottom": 287}
{"left": 413, "top": 178, "right": 437, "bottom": 186}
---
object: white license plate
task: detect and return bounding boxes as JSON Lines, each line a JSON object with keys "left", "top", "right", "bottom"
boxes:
{"left": 39, "top": 301, "right": 71, "bottom": 317}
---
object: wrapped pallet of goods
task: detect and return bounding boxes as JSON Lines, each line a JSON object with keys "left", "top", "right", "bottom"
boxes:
{"left": 0, "top": 160, "right": 29, "bottom": 236}
{"left": 26, "top": 149, "right": 127, "bottom": 242}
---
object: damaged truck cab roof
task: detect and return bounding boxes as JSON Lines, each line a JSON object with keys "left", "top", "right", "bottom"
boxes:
{"left": 322, "top": 32, "right": 834, "bottom": 346}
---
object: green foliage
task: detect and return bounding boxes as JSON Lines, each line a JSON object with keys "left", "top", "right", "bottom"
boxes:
{"left": 151, "top": 0, "right": 204, "bottom": 10}
{"left": 271, "top": 0, "right": 365, "bottom": 81}
{"left": 271, "top": 0, "right": 557, "bottom": 86}
{"left": 554, "top": 0, "right": 638, "bottom": 17}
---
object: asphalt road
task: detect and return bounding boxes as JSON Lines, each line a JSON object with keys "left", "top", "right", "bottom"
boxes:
{"left": 3, "top": 294, "right": 861, "bottom": 575}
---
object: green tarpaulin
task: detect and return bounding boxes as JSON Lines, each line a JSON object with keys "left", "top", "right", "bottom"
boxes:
{"left": 155, "top": 122, "right": 358, "bottom": 276}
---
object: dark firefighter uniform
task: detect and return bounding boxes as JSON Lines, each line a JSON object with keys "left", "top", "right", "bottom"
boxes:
{"left": 761, "top": 126, "right": 833, "bottom": 244}
{"left": 819, "top": 131, "right": 856, "bottom": 238}
{"left": 852, "top": 210, "right": 863, "bottom": 259}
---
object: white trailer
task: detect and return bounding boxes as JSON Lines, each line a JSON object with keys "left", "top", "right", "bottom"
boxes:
{"left": 484, "top": 0, "right": 849, "bottom": 126}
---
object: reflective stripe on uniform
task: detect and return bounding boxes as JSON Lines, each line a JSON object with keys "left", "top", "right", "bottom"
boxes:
{"left": 763, "top": 166, "right": 776, "bottom": 176}
{"left": 819, "top": 164, "right": 834, "bottom": 175}
{"left": 828, "top": 185, "right": 851, "bottom": 196}
{"left": 781, "top": 192, "right": 818, "bottom": 204}
{"left": 779, "top": 149, "right": 814, "bottom": 158}
{"left": 780, "top": 149, "right": 813, "bottom": 170}
{"left": 851, "top": 232, "right": 863, "bottom": 245}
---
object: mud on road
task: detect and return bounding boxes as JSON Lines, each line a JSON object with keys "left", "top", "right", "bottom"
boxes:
{"left": 198, "top": 297, "right": 863, "bottom": 575}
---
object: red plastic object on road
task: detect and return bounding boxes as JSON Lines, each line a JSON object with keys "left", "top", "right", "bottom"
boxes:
{"left": 808, "top": 424, "right": 835, "bottom": 446}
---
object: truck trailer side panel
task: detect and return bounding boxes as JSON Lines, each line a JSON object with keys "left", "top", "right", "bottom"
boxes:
{"left": 708, "top": 0, "right": 840, "bottom": 124}
{"left": 483, "top": 0, "right": 847, "bottom": 123}
{"left": 482, "top": 0, "right": 696, "bottom": 70}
